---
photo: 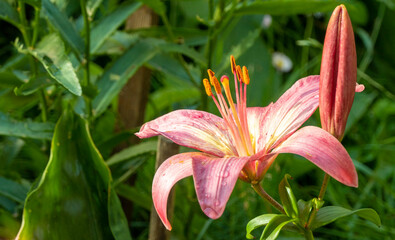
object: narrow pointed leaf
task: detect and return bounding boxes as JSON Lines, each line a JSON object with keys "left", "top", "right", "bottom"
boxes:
{"left": 16, "top": 34, "right": 82, "bottom": 96}
{"left": 260, "top": 215, "right": 295, "bottom": 240}
{"left": 278, "top": 174, "right": 298, "bottom": 218}
{"left": 106, "top": 140, "right": 157, "bottom": 166}
{"left": 297, "top": 199, "right": 313, "bottom": 226}
{"left": 0, "top": 177, "right": 29, "bottom": 204}
{"left": 41, "top": 0, "right": 84, "bottom": 57}
{"left": 90, "top": 2, "right": 142, "bottom": 54}
{"left": 311, "top": 206, "right": 381, "bottom": 230}
{"left": 87, "top": 0, "right": 103, "bottom": 18}
{"left": 0, "top": 0, "right": 20, "bottom": 27}
{"left": 0, "top": 112, "right": 54, "bottom": 140}
{"left": 93, "top": 40, "right": 158, "bottom": 116}
{"left": 16, "top": 110, "right": 131, "bottom": 240}
{"left": 231, "top": 0, "right": 367, "bottom": 24}
{"left": 246, "top": 214, "right": 278, "bottom": 239}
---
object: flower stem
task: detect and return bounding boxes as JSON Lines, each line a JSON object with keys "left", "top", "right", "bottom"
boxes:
{"left": 251, "top": 183, "right": 285, "bottom": 215}
{"left": 303, "top": 228, "right": 315, "bottom": 240}
{"left": 306, "top": 174, "right": 330, "bottom": 228}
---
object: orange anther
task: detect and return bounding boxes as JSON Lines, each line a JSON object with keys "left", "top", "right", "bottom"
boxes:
{"left": 203, "top": 78, "right": 212, "bottom": 96}
{"left": 207, "top": 69, "right": 215, "bottom": 84}
{"left": 230, "top": 55, "right": 237, "bottom": 73}
{"left": 242, "top": 66, "right": 250, "bottom": 85}
{"left": 212, "top": 76, "right": 222, "bottom": 94}
{"left": 236, "top": 65, "right": 243, "bottom": 82}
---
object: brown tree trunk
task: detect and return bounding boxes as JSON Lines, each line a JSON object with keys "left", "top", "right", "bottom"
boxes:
{"left": 117, "top": 4, "right": 158, "bottom": 225}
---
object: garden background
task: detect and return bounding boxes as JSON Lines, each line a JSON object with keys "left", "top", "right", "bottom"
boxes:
{"left": 0, "top": 0, "right": 394, "bottom": 239}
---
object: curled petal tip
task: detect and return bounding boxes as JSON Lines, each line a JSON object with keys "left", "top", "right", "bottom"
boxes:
{"left": 355, "top": 83, "right": 365, "bottom": 92}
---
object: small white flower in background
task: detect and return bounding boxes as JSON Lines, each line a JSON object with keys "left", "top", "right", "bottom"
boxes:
{"left": 261, "top": 15, "right": 272, "bottom": 29}
{"left": 272, "top": 52, "right": 293, "bottom": 72}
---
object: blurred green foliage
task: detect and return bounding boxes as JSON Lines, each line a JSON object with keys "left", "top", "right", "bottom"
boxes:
{"left": 0, "top": 0, "right": 394, "bottom": 239}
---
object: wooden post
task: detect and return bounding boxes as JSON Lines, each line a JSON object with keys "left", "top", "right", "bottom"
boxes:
{"left": 116, "top": 4, "right": 158, "bottom": 223}
{"left": 148, "top": 136, "right": 179, "bottom": 240}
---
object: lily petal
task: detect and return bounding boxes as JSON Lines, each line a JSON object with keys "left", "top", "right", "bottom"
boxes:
{"left": 246, "top": 105, "right": 272, "bottom": 153}
{"left": 272, "top": 126, "right": 358, "bottom": 187}
{"left": 192, "top": 154, "right": 252, "bottom": 219}
{"left": 152, "top": 152, "right": 198, "bottom": 230}
{"left": 261, "top": 75, "right": 320, "bottom": 151}
{"left": 136, "top": 110, "right": 236, "bottom": 157}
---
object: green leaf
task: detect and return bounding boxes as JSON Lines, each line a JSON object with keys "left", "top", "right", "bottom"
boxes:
{"left": 297, "top": 199, "right": 313, "bottom": 226}
{"left": 138, "top": 0, "right": 166, "bottom": 16}
{"left": 311, "top": 206, "right": 381, "bottom": 230}
{"left": 261, "top": 215, "right": 295, "bottom": 240}
{"left": 16, "top": 34, "right": 82, "bottom": 96}
{"left": 231, "top": 0, "right": 367, "bottom": 25}
{"left": 107, "top": 141, "right": 157, "bottom": 166}
{"left": 215, "top": 28, "right": 260, "bottom": 75}
{"left": 115, "top": 184, "right": 151, "bottom": 210}
{"left": 90, "top": 2, "right": 142, "bottom": 54}
{"left": 92, "top": 40, "right": 158, "bottom": 117}
{"left": 246, "top": 214, "right": 278, "bottom": 239}
{"left": 0, "top": 209, "right": 20, "bottom": 239}
{"left": 0, "top": 177, "right": 29, "bottom": 204}
{"left": 87, "top": 0, "right": 103, "bottom": 18}
{"left": 41, "top": 0, "right": 85, "bottom": 58}
{"left": 20, "top": 0, "right": 40, "bottom": 8}
{"left": 0, "top": 71, "right": 24, "bottom": 87}
{"left": 16, "top": 110, "right": 131, "bottom": 240}
{"left": 278, "top": 174, "right": 299, "bottom": 218}
{"left": 14, "top": 76, "right": 53, "bottom": 96}
{"left": 0, "top": 0, "right": 20, "bottom": 27}
{"left": 0, "top": 112, "right": 54, "bottom": 140}
{"left": 145, "top": 86, "right": 200, "bottom": 121}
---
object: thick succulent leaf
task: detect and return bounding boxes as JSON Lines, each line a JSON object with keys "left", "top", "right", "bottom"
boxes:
{"left": 0, "top": 0, "right": 20, "bottom": 27}
{"left": 278, "top": 174, "right": 298, "bottom": 218}
{"left": 93, "top": 40, "right": 158, "bottom": 116}
{"left": 260, "top": 215, "right": 295, "bottom": 240}
{"left": 90, "top": 2, "right": 142, "bottom": 54}
{"left": 16, "top": 34, "right": 82, "bottom": 96}
{"left": 0, "top": 112, "right": 54, "bottom": 140}
{"left": 16, "top": 110, "right": 131, "bottom": 240}
{"left": 246, "top": 214, "right": 278, "bottom": 239}
{"left": 136, "top": 109, "right": 236, "bottom": 157}
{"left": 273, "top": 126, "right": 358, "bottom": 187}
{"left": 311, "top": 206, "right": 381, "bottom": 230}
{"left": 41, "top": 0, "right": 85, "bottom": 57}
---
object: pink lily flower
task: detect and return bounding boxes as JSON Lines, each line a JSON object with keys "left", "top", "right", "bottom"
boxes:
{"left": 320, "top": 4, "right": 365, "bottom": 140}
{"left": 136, "top": 56, "right": 358, "bottom": 230}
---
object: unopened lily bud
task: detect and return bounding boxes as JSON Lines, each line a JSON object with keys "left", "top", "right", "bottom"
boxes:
{"left": 319, "top": 5, "right": 361, "bottom": 140}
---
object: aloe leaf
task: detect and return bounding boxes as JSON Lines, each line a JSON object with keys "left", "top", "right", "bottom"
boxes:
{"left": 15, "top": 110, "right": 131, "bottom": 240}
